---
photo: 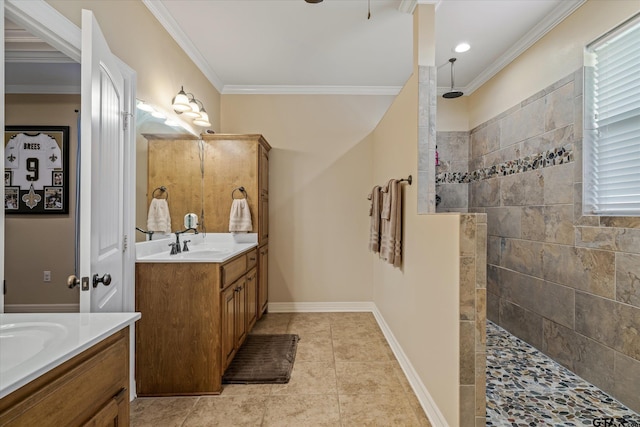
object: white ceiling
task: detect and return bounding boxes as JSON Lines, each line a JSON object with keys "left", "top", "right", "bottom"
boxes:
{"left": 4, "top": 0, "right": 586, "bottom": 97}
{"left": 145, "top": 0, "right": 586, "bottom": 95}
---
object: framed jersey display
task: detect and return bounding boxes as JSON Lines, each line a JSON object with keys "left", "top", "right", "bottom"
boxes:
{"left": 4, "top": 126, "right": 69, "bottom": 214}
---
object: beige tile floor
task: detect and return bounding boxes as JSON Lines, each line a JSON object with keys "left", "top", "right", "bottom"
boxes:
{"left": 131, "top": 312, "right": 432, "bottom": 427}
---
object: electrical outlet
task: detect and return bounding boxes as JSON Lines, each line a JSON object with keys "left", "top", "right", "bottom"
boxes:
{"left": 44, "top": 271, "right": 51, "bottom": 282}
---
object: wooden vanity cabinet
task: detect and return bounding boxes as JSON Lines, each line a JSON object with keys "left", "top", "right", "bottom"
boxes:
{"left": 135, "top": 248, "right": 261, "bottom": 396}
{"left": 146, "top": 133, "right": 271, "bottom": 322}
{"left": 0, "top": 329, "right": 130, "bottom": 427}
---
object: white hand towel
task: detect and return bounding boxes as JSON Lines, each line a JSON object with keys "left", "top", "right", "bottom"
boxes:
{"left": 147, "top": 198, "right": 171, "bottom": 233}
{"left": 229, "top": 199, "right": 253, "bottom": 232}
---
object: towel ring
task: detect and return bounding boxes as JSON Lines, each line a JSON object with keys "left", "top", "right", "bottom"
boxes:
{"left": 232, "top": 186, "right": 247, "bottom": 200}
{"left": 152, "top": 186, "right": 169, "bottom": 200}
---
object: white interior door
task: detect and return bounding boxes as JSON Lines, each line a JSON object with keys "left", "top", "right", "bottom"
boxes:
{"left": 79, "top": 9, "right": 125, "bottom": 313}
{"left": 0, "top": 2, "right": 5, "bottom": 313}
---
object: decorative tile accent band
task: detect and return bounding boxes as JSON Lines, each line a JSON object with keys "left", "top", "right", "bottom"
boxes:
{"left": 436, "top": 145, "right": 573, "bottom": 184}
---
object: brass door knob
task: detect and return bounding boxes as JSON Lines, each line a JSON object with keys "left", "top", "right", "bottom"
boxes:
{"left": 67, "top": 275, "right": 80, "bottom": 289}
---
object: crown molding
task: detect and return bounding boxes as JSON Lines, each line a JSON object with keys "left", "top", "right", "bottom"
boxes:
{"left": 5, "top": 0, "right": 81, "bottom": 63}
{"left": 5, "top": 50, "right": 77, "bottom": 63}
{"left": 222, "top": 85, "right": 401, "bottom": 96}
{"left": 464, "top": 0, "right": 586, "bottom": 95}
{"left": 400, "top": 0, "right": 441, "bottom": 14}
{"left": 398, "top": 0, "right": 417, "bottom": 14}
{"left": 142, "top": 0, "right": 224, "bottom": 92}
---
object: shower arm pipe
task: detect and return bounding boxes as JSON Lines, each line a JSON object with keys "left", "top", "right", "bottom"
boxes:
{"left": 449, "top": 58, "right": 456, "bottom": 91}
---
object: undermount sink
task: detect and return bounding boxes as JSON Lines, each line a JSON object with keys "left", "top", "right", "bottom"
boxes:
{"left": 136, "top": 246, "right": 234, "bottom": 262}
{"left": 0, "top": 322, "right": 68, "bottom": 374}
{"left": 181, "top": 249, "right": 232, "bottom": 259}
{"left": 135, "top": 233, "right": 257, "bottom": 263}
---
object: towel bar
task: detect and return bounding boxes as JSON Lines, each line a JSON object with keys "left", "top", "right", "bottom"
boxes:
{"left": 367, "top": 175, "right": 412, "bottom": 199}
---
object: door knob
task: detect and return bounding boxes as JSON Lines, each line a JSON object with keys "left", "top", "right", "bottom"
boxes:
{"left": 67, "top": 275, "right": 80, "bottom": 289}
{"left": 93, "top": 273, "right": 112, "bottom": 288}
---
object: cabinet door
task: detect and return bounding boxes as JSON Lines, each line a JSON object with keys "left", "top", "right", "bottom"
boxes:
{"left": 82, "top": 387, "right": 127, "bottom": 427}
{"left": 235, "top": 276, "right": 247, "bottom": 349}
{"left": 246, "top": 268, "right": 258, "bottom": 330}
{"left": 221, "top": 284, "right": 237, "bottom": 369}
{"left": 258, "top": 245, "right": 269, "bottom": 318}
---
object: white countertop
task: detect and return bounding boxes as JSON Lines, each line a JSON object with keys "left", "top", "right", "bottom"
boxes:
{"left": 136, "top": 233, "right": 258, "bottom": 263}
{"left": 0, "top": 312, "right": 140, "bottom": 399}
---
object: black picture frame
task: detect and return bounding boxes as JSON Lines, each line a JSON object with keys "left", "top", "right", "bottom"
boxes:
{"left": 4, "top": 126, "right": 70, "bottom": 214}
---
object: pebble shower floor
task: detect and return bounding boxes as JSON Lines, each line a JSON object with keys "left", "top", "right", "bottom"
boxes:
{"left": 486, "top": 321, "right": 640, "bottom": 426}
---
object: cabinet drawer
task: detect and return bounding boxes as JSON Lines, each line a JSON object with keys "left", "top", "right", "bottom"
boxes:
{"left": 246, "top": 249, "right": 257, "bottom": 269}
{"left": 222, "top": 255, "right": 247, "bottom": 288}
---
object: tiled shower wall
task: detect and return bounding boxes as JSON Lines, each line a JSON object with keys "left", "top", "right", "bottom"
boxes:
{"left": 436, "top": 132, "right": 470, "bottom": 212}
{"left": 440, "top": 69, "right": 640, "bottom": 412}
{"left": 459, "top": 213, "right": 487, "bottom": 427}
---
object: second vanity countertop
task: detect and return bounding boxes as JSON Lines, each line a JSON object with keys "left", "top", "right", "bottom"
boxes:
{"left": 0, "top": 312, "right": 140, "bottom": 399}
{"left": 135, "top": 232, "right": 258, "bottom": 263}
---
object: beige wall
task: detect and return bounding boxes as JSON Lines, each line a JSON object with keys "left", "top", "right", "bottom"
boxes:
{"left": 371, "top": 6, "right": 461, "bottom": 425}
{"left": 221, "top": 94, "right": 394, "bottom": 303}
{"left": 437, "top": 96, "right": 469, "bottom": 132}
{"left": 371, "top": 72, "right": 461, "bottom": 425}
{"left": 46, "top": 0, "right": 223, "bottom": 237}
{"left": 468, "top": 0, "right": 640, "bottom": 129}
{"left": 4, "top": 94, "right": 80, "bottom": 306}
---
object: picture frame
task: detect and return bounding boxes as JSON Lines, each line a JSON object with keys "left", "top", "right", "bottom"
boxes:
{"left": 4, "top": 126, "right": 70, "bottom": 214}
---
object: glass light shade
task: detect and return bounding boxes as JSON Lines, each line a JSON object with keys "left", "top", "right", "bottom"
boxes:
{"left": 183, "top": 98, "right": 201, "bottom": 118}
{"left": 172, "top": 87, "right": 191, "bottom": 112}
{"left": 193, "top": 110, "right": 211, "bottom": 127}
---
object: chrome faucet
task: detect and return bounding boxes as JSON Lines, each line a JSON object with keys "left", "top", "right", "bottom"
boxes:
{"left": 171, "top": 228, "right": 199, "bottom": 255}
{"left": 136, "top": 227, "right": 155, "bottom": 240}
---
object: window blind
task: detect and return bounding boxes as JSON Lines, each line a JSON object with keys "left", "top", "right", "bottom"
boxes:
{"left": 583, "top": 13, "right": 640, "bottom": 215}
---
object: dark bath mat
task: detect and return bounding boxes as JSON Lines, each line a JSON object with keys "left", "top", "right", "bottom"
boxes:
{"left": 222, "top": 334, "right": 300, "bottom": 384}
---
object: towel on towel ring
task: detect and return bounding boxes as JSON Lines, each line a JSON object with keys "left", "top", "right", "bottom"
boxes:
{"left": 229, "top": 199, "right": 253, "bottom": 232}
{"left": 147, "top": 198, "right": 171, "bottom": 234}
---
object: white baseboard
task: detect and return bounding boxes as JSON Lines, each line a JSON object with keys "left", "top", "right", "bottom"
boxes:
{"left": 371, "top": 307, "right": 449, "bottom": 427}
{"left": 266, "top": 301, "right": 448, "bottom": 427}
{"left": 268, "top": 301, "right": 376, "bottom": 312}
{"left": 4, "top": 303, "right": 79, "bottom": 313}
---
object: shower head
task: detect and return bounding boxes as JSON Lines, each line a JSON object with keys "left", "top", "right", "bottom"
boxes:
{"left": 443, "top": 58, "right": 463, "bottom": 99}
{"left": 443, "top": 90, "right": 464, "bottom": 99}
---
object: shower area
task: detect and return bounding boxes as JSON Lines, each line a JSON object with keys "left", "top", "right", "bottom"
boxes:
{"left": 436, "top": 68, "right": 640, "bottom": 420}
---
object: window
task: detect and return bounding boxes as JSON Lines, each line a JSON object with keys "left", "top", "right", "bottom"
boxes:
{"left": 583, "top": 12, "right": 640, "bottom": 215}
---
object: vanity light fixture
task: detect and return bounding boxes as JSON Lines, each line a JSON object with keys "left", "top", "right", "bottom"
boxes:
{"left": 171, "top": 86, "right": 191, "bottom": 112}
{"left": 183, "top": 97, "right": 201, "bottom": 118}
{"left": 193, "top": 107, "right": 211, "bottom": 127}
{"left": 171, "top": 86, "right": 211, "bottom": 128}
